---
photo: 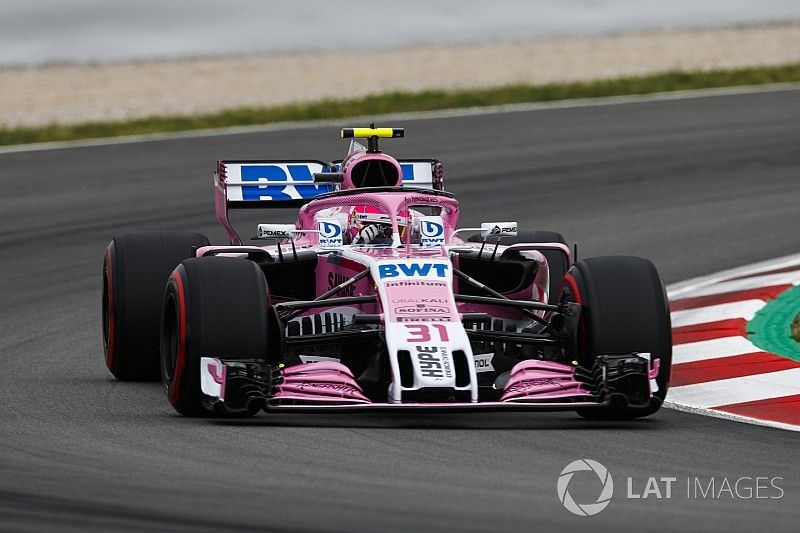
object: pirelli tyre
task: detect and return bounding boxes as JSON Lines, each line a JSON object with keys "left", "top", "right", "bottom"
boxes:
{"left": 102, "top": 231, "right": 209, "bottom": 381}
{"left": 161, "top": 257, "right": 271, "bottom": 417}
{"left": 562, "top": 256, "right": 672, "bottom": 419}
{"left": 470, "top": 230, "right": 568, "bottom": 303}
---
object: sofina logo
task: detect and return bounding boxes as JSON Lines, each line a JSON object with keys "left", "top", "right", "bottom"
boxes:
{"left": 557, "top": 459, "right": 614, "bottom": 517}
{"left": 419, "top": 216, "right": 445, "bottom": 247}
{"left": 317, "top": 218, "right": 343, "bottom": 248}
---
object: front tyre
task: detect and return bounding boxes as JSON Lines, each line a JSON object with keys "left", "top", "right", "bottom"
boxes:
{"left": 161, "top": 257, "right": 272, "bottom": 417}
{"left": 562, "top": 256, "right": 672, "bottom": 419}
{"left": 103, "top": 231, "right": 209, "bottom": 381}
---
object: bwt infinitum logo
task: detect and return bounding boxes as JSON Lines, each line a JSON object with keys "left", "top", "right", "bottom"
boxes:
{"left": 557, "top": 459, "right": 614, "bottom": 516}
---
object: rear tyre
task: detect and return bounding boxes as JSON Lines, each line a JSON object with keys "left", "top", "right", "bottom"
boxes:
{"left": 161, "top": 257, "right": 271, "bottom": 417}
{"left": 103, "top": 231, "right": 209, "bottom": 381}
{"left": 562, "top": 256, "right": 672, "bottom": 420}
{"left": 470, "top": 230, "right": 568, "bottom": 303}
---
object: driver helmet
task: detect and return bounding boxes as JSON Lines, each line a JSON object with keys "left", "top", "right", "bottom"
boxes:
{"left": 348, "top": 205, "right": 410, "bottom": 244}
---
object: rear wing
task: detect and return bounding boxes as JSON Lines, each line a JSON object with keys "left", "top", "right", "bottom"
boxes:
{"left": 214, "top": 159, "right": 444, "bottom": 244}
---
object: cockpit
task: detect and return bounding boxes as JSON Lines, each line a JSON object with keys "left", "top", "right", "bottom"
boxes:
{"left": 296, "top": 187, "right": 460, "bottom": 248}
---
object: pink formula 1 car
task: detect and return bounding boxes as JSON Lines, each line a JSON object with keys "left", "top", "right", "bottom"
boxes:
{"left": 102, "top": 127, "right": 672, "bottom": 419}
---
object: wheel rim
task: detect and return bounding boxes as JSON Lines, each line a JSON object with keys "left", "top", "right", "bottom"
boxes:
{"left": 561, "top": 272, "right": 588, "bottom": 363}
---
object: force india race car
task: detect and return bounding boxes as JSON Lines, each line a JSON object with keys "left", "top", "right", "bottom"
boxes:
{"left": 102, "top": 127, "right": 672, "bottom": 419}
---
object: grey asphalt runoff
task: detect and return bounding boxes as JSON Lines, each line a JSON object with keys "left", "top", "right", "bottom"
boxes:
{"left": 0, "top": 88, "right": 799, "bottom": 532}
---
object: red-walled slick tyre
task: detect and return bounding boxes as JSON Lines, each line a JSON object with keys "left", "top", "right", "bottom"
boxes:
{"left": 562, "top": 256, "right": 672, "bottom": 419}
{"left": 161, "top": 257, "right": 272, "bottom": 417}
{"left": 102, "top": 231, "right": 209, "bottom": 381}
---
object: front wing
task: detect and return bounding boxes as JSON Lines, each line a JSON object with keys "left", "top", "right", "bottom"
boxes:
{"left": 199, "top": 353, "right": 660, "bottom": 414}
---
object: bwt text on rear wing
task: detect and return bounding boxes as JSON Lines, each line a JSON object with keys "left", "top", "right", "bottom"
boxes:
{"left": 214, "top": 159, "right": 443, "bottom": 245}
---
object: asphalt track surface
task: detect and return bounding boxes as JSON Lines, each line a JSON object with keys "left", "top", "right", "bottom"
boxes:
{"left": 1, "top": 88, "right": 799, "bottom": 532}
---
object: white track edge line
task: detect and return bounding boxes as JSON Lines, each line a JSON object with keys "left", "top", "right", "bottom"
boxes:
{"left": 667, "top": 252, "right": 800, "bottom": 299}
{"left": 663, "top": 400, "right": 800, "bottom": 432}
{"left": 669, "top": 299, "right": 765, "bottom": 327}
{"left": 2, "top": 82, "right": 799, "bottom": 155}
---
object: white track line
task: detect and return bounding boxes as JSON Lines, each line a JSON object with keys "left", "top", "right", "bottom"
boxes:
{"left": 667, "top": 252, "right": 800, "bottom": 298}
{"left": 670, "top": 299, "right": 764, "bottom": 328}
{"left": 675, "top": 270, "right": 800, "bottom": 299}
{"left": 667, "top": 368, "right": 800, "bottom": 409}
{"left": 673, "top": 336, "right": 762, "bottom": 364}
{"left": 663, "top": 400, "right": 800, "bottom": 433}
{"left": 1, "top": 82, "right": 799, "bottom": 155}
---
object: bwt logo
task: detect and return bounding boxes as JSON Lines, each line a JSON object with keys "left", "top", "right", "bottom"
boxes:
{"left": 378, "top": 263, "right": 449, "bottom": 279}
{"left": 319, "top": 221, "right": 341, "bottom": 238}
{"left": 420, "top": 216, "right": 445, "bottom": 247}
{"left": 317, "top": 219, "right": 343, "bottom": 248}
{"left": 241, "top": 164, "right": 331, "bottom": 201}
{"left": 421, "top": 220, "right": 443, "bottom": 237}
{"left": 240, "top": 164, "right": 418, "bottom": 201}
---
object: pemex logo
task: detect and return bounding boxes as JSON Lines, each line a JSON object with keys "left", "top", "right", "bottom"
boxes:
{"left": 557, "top": 459, "right": 614, "bottom": 516}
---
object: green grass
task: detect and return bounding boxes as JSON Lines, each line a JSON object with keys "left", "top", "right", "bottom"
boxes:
{"left": 2, "top": 63, "right": 799, "bottom": 147}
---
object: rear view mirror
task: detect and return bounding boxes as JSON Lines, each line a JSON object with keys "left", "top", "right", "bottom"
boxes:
{"left": 256, "top": 224, "right": 296, "bottom": 239}
{"left": 480, "top": 222, "right": 518, "bottom": 238}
